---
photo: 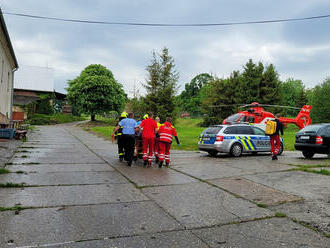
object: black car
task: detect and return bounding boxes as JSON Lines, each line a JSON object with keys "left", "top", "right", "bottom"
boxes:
{"left": 295, "top": 124, "right": 330, "bottom": 158}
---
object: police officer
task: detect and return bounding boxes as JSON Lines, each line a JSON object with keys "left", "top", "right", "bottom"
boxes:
{"left": 113, "top": 113, "right": 137, "bottom": 166}
{"left": 113, "top": 112, "right": 127, "bottom": 162}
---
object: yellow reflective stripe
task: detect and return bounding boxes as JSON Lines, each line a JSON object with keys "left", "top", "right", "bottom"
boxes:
{"left": 235, "top": 136, "right": 239, "bottom": 140}
{"left": 241, "top": 140, "right": 249, "bottom": 150}
{"left": 245, "top": 139, "right": 255, "bottom": 150}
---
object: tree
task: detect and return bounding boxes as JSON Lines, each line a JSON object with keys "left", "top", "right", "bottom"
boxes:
{"left": 280, "top": 78, "right": 307, "bottom": 116}
{"left": 201, "top": 77, "right": 236, "bottom": 126}
{"left": 178, "top": 73, "right": 214, "bottom": 116}
{"left": 144, "top": 48, "right": 179, "bottom": 121}
{"left": 201, "top": 59, "right": 283, "bottom": 125}
{"left": 259, "top": 64, "right": 281, "bottom": 104}
{"left": 238, "top": 59, "right": 264, "bottom": 103}
{"left": 67, "top": 64, "right": 126, "bottom": 121}
{"left": 309, "top": 78, "right": 330, "bottom": 123}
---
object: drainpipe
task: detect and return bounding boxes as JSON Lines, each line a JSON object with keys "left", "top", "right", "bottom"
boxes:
{"left": 10, "top": 67, "right": 18, "bottom": 123}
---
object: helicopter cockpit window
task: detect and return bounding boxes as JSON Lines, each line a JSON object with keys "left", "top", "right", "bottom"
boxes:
{"left": 227, "top": 114, "right": 242, "bottom": 123}
{"left": 239, "top": 116, "right": 247, "bottom": 123}
{"left": 248, "top": 116, "right": 255, "bottom": 123}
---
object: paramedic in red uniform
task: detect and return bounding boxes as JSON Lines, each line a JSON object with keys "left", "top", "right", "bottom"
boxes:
{"left": 158, "top": 117, "right": 180, "bottom": 167}
{"left": 271, "top": 113, "right": 284, "bottom": 160}
{"left": 140, "top": 113, "right": 158, "bottom": 166}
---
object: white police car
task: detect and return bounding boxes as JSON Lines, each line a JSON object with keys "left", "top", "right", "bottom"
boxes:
{"left": 198, "top": 124, "right": 284, "bottom": 157}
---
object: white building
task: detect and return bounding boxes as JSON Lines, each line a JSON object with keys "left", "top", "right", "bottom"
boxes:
{"left": 0, "top": 9, "right": 18, "bottom": 124}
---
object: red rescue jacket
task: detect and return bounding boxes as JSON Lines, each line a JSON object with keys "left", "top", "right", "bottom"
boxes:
{"left": 159, "top": 122, "right": 177, "bottom": 143}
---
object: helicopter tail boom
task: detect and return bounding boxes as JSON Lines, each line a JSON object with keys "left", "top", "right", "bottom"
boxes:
{"left": 279, "top": 105, "right": 312, "bottom": 129}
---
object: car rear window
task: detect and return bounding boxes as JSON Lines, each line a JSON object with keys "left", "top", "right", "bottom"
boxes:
{"left": 203, "top": 126, "right": 223, "bottom": 135}
{"left": 224, "top": 126, "right": 239, "bottom": 134}
{"left": 238, "top": 126, "right": 254, "bottom": 134}
{"left": 298, "top": 125, "right": 323, "bottom": 133}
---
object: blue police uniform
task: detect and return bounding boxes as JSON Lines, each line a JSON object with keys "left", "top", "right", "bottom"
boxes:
{"left": 119, "top": 118, "right": 137, "bottom": 166}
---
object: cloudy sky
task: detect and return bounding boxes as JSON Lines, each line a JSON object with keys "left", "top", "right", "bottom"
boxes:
{"left": 1, "top": 0, "right": 330, "bottom": 95}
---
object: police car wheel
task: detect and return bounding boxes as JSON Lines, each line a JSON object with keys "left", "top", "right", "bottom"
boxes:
{"left": 230, "top": 143, "right": 243, "bottom": 157}
{"left": 208, "top": 150, "right": 218, "bottom": 157}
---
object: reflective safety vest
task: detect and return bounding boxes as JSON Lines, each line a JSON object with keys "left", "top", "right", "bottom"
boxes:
{"left": 159, "top": 122, "right": 177, "bottom": 143}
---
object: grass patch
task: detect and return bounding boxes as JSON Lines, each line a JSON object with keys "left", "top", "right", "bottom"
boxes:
{"left": 0, "top": 168, "right": 10, "bottom": 174}
{"left": 174, "top": 118, "right": 204, "bottom": 151}
{"left": 0, "top": 182, "right": 26, "bottom": 188}
{"left": 257, "top": 203, "right": 268, "bottom": 208}
{"left": 15, "top": 171, "right": 25, "bottom": 174}
{"left": 294, "top": 167, "right": 330, "bottom": 176}
{"left": 21, "top": 162, "right": 40, "bottom": 165}
{"left": 26, "top": 113, "right": 87, "bottom": 125}
{"left": 17, "top": 150, "right": 30, "bottom": 153}
{"left": 275, "top": 212, "right": 287, "bottom": 218}
{"left": 0, "top": 206, "right": 29, "bottom": 212}
{"left": 283, "top": 125, "right": 299, "bottom": 151}
{"left": 292, "top": 164, "right": 330, "bottom": 169}
{"left": 317, "top": 168, "right": 330, "bottom": 175}
{"left": 89, "top": 126, "right": 114, "bottom": 139}
{"left": 324, "top": 233, "right": 330, "bottom": 238}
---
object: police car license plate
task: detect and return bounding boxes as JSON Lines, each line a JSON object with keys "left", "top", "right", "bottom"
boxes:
{"left": 300, "top": 136, "right": 309, "bottom": 140}
{"left": 203, "top": 137, "right": 210, "bottom": 141}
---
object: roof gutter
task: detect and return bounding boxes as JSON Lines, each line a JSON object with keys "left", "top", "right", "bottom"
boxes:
{"left": 0, "top": 8, "right": 18, "bottom": 69}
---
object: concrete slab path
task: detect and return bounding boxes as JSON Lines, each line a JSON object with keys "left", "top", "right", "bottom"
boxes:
{"left": 0, "top": 124, "right": 329, "bottom": 247}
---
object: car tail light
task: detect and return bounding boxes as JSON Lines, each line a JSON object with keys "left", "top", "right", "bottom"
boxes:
{"left": 316, "top": 136, "right": 323, "bottom": 144}
{"left": 216, "top": 135, "right": 224, "bottom": 142}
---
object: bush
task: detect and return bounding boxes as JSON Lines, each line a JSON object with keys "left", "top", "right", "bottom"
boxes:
{"left": 26, "top": 114, "right": 86, "bottom": 125}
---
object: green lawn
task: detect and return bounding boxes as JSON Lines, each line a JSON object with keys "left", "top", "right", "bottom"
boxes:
{"left": 89, "top": 126, "right": 115, "bottom": 140}
{"left": 283, "top": 125, "right": 299, "bottom": 151}
{"left": 87, "top": 118, "right": 299, "bottom": 152}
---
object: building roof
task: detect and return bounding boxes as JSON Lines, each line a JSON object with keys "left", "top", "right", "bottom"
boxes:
{"left": 0, "top": 9, "right": 18, "bottom": 69}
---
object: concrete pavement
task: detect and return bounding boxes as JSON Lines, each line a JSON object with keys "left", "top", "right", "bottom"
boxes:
{"left": 0, "top": 124, "right": 329, "bottom": 247}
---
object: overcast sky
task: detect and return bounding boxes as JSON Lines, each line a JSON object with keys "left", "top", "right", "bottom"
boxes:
{"left": 1, "top": 0, "right": 330, "bottom": 95}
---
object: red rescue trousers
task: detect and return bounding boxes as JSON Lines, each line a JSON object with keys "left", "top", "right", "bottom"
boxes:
{"left": 159, "top": 141, "right": 171, "bottom": 164}
{"left": 154, "top": 137, "right": 160, "bottom": 158}
{"left": 142, "top": 137, "right": 155, "bottom": 162}
{"left": 270, "top": 134, "right": 281, "bottom": 155}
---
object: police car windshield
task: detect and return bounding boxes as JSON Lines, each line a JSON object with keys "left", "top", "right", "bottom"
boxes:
{"left": 227, "top": 114, "right": 242, "bottom": 122}
{"left": 203, "top": 126, "right": 223, "bottom": 134}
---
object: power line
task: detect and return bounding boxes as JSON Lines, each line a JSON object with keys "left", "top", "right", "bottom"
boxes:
{"left": 3, "top": 11, "right": 330, "bottom": 27}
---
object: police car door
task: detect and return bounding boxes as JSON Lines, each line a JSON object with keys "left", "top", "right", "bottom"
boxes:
{"left": 237, "top": 126, "right": 257, "bottom": 152}
{"left": 252, "top": 126, "right": 269, "bottom": 151}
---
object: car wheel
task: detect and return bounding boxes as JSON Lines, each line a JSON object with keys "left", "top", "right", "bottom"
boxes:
{"left": 230, "top": 143, "right": 243, "bottom": 157}
{"left": 277, "top": 143, "right": 284, "bottom": 156}
{"left": 302, "top": 151, "right": 315, "bottom": 159}
{"left": 208, "top": 150, "right": 218, "bottom": 157}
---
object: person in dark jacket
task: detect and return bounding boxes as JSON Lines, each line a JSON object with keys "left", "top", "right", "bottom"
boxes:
{"left": 271, "top": 113, "right": 284, "bottom": 160}
{"left": 112, "top": 112, "right": 127, "bottom": 162}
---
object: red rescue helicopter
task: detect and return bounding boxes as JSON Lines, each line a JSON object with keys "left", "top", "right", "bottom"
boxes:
{"left": 222, "top": 102, "right": 312, "bottom": 130}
